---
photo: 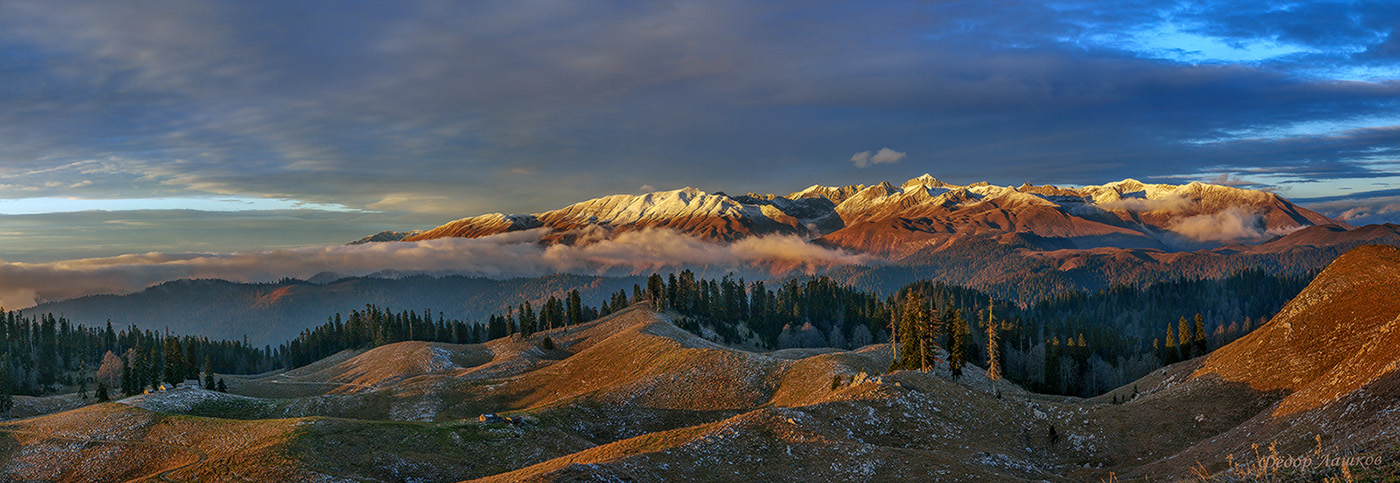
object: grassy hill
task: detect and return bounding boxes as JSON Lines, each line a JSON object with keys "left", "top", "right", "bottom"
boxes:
{"left": 4, "top": 246, "right": 1400, "bottom": 481}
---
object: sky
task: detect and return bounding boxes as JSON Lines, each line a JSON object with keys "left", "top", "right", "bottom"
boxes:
{"left": 1, "top": 0, "right": 1399, "bottom": 266}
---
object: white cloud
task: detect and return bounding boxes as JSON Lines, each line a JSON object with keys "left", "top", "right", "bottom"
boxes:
{"left": 1097, "top": 193, "right": 1195, "bottom": 213}
{"left": 639, "top": 184, "right": 656, "bottom": 192}
{"left": 1165, "top": 206, "right": 1268, "bottom": 243}
{"left": 1303, "top": 196, "right": 1400, "bottom": 226}
{"left": 850, "top": 147, "right": 907, "bottom": 168}
{"left": 0, "top": 228, "right": 876, "bottom": 309}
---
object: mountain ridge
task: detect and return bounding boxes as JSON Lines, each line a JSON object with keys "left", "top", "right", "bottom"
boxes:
{"left": 369, "top": 175, "right": 1344, "bottom": 257}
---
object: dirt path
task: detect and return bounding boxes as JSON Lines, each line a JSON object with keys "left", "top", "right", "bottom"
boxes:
{"left": 0, "top": 427, "right": 209, "bottom": 482}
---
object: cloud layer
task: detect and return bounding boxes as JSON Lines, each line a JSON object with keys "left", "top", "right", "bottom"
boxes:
{"left": 0, "top": 229, "right": 874, "bottom": 309}
{"left": 0, "top": 1, "right": 1398, "bottom": 259}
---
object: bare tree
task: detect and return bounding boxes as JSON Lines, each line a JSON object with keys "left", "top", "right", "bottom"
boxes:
{"left": 985, "top": 297, "right": 1001, "bottom": 382}
{"left": 95, "top": 350, "right": 123, "bottom": 389}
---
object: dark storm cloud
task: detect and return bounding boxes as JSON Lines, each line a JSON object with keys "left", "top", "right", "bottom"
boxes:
{"left": 1, "top": 0, "right": 1399, "bottom": 258}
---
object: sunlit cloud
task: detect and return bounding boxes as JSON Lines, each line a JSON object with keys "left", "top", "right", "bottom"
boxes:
{"left": 0, "top": 197, "right": 362, "bottom": 215}
{"left": 0, "top": 228, "right": 876, "bottom": 309}
{"left": 851, "top": 148, "right": 907, "bottom": 168}
{"left": 0, "top": 0, "right": 1398, "bottom": 260}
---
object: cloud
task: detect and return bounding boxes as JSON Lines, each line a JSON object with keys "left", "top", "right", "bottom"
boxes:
{"left": 639, "top": 185, "right": 656, "bottom": 193}
{"left": 0, "top": 228, "right": 876, "bottom": 309}
{"left": 1, "top": 0, "right": 1399, "bottom": 262}
{"left": 1165, "top": 206, "right": 1269, "bottom": 243}
{"left": 1096, "top": 193, "right": 1196, "bottom": 213}
{"left": 1302, "top": 195, "right": 1400, "bottom": 226}
{"left": 851, "top": 147, "right": 907, "bottom": 168}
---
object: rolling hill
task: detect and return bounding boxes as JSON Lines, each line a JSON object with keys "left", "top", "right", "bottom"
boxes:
{"left": 5, "top": 245, "right": 1400, "bottom": 481}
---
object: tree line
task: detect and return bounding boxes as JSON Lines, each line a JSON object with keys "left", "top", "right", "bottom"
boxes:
{"left": 0, "top": 267, "right": 1312, "bottom": 406}
{"left": 646, "top": 268, "right": 1311, "bottom": 397}
{"left": 0, "top": 310, "right": 272, "bottom": 409}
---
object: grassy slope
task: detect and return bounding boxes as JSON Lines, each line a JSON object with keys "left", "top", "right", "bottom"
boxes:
{"left": 5, "top": 246, "right": 1400, "bottom": 483}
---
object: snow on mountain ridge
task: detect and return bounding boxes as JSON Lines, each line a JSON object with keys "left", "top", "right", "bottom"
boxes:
{"left": 388, "top": 174, "right": 1343, "bottom": 254}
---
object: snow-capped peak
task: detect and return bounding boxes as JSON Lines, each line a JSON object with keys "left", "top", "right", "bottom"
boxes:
{"left": 900, "top": 173, "right": 948, "bottom": 191}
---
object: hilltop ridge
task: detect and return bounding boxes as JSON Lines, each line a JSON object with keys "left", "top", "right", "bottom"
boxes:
{"left": 1195, "top": 244, "right": 1400, "bottom": 415}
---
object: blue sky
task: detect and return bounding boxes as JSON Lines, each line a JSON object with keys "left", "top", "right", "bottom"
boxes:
{"left": 1, "top": 0, "right": 1399, "bottom": 262}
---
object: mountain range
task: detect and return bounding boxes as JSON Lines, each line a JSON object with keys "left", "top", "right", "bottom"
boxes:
{"left": 357, "top": 175, "right": 1400, "bottom": 301}
{"left": 22, "top": 176, "right": 1400, "bottom": 347}
{"left": 366, "top": 175, "right": 1338, "bottom": 255}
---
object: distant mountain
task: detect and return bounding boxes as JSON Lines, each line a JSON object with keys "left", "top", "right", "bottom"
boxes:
{"left": 402, "top": 187, "right": 839, "bottom": 244}
{"left": 381, "top": 175, "right": 1340, "bottom": 256}
{"left": 827, "top": 223, "right": 1400, "bottom": 303}
{"left": 346, "top": 175, "right": 1393, "bottom": 302}
{"left": 28, "top": 274, "right": 643, "bottom": 346}
{"left": 350, "top": 230, "right": 425, "bottom": 244}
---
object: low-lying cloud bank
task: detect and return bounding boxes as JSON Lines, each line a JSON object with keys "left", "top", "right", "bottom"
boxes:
{"left": 1164, "top": 206, "right": 1302, "bottom": 243}
{"left": 1085, "top": 194, "right": 1298, "bottom": 245}
{"left": 1303, "top": 196, "right": 1400, "bottom": 226}
{"left": 0, "top": 228, "right": 875, "bottom": 309}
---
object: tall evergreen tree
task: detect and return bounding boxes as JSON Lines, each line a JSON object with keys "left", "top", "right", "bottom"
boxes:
{"left": 985, "top": 299, "right": 1001, "bottom": 382}
{"left": 948, "top": 309, "right": 966, "bottom": 381}
{"left": 567, "top": 290, "right": 583, "bottom": 326}
{"left": 121, "top": 356, "right": 133, "bottom": 397}
{"left": 0, "top": 356, "right": 12, "bottom": 419}
{"left": 1164, "top": 323, "right": 1177, "bottom": 363}
{"left": 163, "top": 337, "right": 184, "bottom": 386}
{"left": 1193, "top": 314, "right": 1207, "bottom": 357}
{"left": 203, "top": 357, "right": 216, "bottom": 390}
{"left": 647, "top": 273, "right": 666, "bottom": 307}
{"left": 1177, "top": 316, "right": 1191, "bottom": 361}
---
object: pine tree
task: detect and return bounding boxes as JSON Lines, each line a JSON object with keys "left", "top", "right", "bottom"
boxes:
{"left": 164, "top": 337, "right": 184, "bottom": 387}
{"left": 1164, "top": 323, "right": 1177, "bottom": 363}
{"left": 948, "top": 309, "right": 965, "bottom": 381}
{"left": 1043, "top": 341, "right": 1062, "bottom": 394}
{"left": 1193, "top": 313, "right": 1207, "bottom": 356}
{"left": 121, "top": 356, "right": 133, "bottom": 397}
{"left": 888, "top": 305, "right": 899, "bottom": 369}
{"left": 647, "top": 273, "right": 666, "bottom": 308}
{"left": 567, "top": 290, "right": 583, "bottom": 326}
{"left": 985, "top": 299, "right": 1001, "bottom": 381}
{"left": 0, "top": 358, "right": 12, "bottom": 419}
{"left": 520, "top": 302, "right": 535, "bottom": 336}
{"left": 95, "top": 382, "right": 110, "bottom": 402}
{"left": 203, "top": 357, "right": 216, "bottom": 390}
{"left": 890, "top": 291, "right": 939, "bottom": 372}
{"left": 216, "top": 378, "right": 227, "bottom": 393}
{"left": 1177, "top": 316, "right": 1190, "bottom": 360}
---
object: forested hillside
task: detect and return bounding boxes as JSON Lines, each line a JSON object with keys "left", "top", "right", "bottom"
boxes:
{"left": 29, "top": 273, "right": 644, "bottom": 346}
{"left": 649, "top": 268, "right": 1311, "bottom": 397}
{"left": 3, "top": 268, "right": 1310, "bottom": 402}
{"left": 828, "top": 235, "right": 1380, "bottom": 304}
